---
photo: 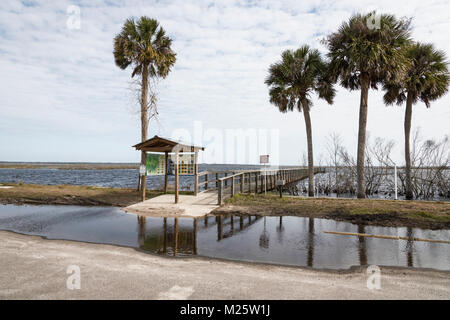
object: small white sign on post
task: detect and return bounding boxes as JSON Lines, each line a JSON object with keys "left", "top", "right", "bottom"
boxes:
{"left": 260, "top": 155, "right": 269, "bottom": 195}
{"left": 139, "top": 164, "right": 146, "bottom": 176}
{"left": 260, "top": 155, "right": 269, "bottom": 164}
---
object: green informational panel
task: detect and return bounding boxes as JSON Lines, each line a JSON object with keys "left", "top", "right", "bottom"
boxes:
{"left": 145, "top": 153, "right": 166, "bottom": 176}
{"left": 145, "top": 152, "right": 196, "bottom": 176}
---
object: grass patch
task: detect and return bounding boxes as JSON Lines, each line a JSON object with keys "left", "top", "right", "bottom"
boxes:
{"left": 223, "top": 193, "right": 450, "bottom": 226}
{"left": 0, "top": 183, "right": 172, "bottom": 207}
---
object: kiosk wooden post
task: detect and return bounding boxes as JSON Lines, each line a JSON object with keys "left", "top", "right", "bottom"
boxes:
{"left": 194, "top": 151, "right": 199, "bottom": 196}
{"left": 164, "top": 151, "right": 169, "bottom": 193}
{"left": 175, "top": 151, "right": 179, "bottom": 204}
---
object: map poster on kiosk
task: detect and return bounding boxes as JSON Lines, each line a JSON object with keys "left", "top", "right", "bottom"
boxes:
{"left": 145, "top": 153, "right": 166, "bottom": 175}
{"left": 145, "top": 152, "right": 196, "bottom": 176}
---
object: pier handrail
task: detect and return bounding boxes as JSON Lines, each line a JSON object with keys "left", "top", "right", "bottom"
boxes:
{"left": 201, "top": 166, "right": 326, "bottom": 205}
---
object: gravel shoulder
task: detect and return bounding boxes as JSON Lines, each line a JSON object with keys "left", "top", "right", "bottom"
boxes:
{"left": 0, "top": 231, "right": 448, "bottom": 300}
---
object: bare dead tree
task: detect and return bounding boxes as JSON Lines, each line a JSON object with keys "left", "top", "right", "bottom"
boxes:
{"left": 325, "top": 132, "right": 345, "bottom": 196}
{"left": 129, "top": 77, "right": 162, "bottom": 190}
{"left": 406, "top": 128, "right": 450, "bottom": 199}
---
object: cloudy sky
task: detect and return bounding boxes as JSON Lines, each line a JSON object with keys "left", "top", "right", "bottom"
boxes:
{"left": 0, "top": 0, "right": 449, "bottom": 165}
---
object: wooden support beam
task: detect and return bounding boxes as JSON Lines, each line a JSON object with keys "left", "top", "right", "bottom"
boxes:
{"left": 164, "top": 151, "right": 168, "bottom": 194}
{"left": 205, "top": 173, "right": 208, "bottom": 190}
{"left": 240, "top": 173, "right": 244, "bottom": 193}
{"left": 174, "top": 152, "right": 179, "bottom": 204}
{"left": 194, "top": 152, "right": 199, "bottom": 196}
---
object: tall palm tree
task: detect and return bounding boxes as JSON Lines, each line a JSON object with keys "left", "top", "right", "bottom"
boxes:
{"left": 383, "top": 43, "right": 449, "bottom": 200}
{"left": 324, "top": 12, "right": 411, "bottom": 198}
{"left": 114, "top": 17, "right": 176, "bottom": 191}
{"left": 265, "top": 45, "right": 335, "bottom": 197}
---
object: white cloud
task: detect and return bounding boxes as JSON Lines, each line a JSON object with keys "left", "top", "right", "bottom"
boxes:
{"left": 0, "top": 0, "right": 449, "bottom": 163}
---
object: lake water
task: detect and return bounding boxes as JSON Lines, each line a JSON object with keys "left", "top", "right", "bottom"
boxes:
{"left": 0, "top": 165, "right": 264, "bottom": 191}
{"left": 0, "top": 204, "right": 448, "bottom": 270}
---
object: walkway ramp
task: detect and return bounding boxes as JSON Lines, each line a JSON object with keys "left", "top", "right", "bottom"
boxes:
{"left": 123, "top": 190, "right": 218, "bottom": 218}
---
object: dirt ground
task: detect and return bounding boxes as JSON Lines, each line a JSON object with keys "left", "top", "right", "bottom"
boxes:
{"left": 0, "top": 231, "right": 448, "bottom": 300}
{"left": 0, "top": 183, "right": 185, "bottom": 207}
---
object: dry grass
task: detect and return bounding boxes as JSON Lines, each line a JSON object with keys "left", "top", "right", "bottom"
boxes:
{"left": 0, "top": 183, "right": 192, "bottom": 207}
{"left": 219, "top": 194, "right": 450, "bottom": 229}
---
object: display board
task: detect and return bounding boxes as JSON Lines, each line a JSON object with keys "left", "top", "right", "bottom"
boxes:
{"left": 170, "top": 153, "right": 195, "bottom": 175}
{"left": 145, "top": 153, "right": 166, "bottom": 176}
{"left": 145, "top": 152, "right": 196, "bottom": 176}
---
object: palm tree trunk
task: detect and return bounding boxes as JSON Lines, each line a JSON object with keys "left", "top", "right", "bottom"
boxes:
{"left": 356, "top": 74, "right": 369, "bottom": 199}
{"left": 302, "top": 100, "right": 314, "bottom": 197}
{"left": 140, "top": 64, "right": 149, "bottom": 192}
{"left": 404, "top": 92, "right": 413, "bottom": 200}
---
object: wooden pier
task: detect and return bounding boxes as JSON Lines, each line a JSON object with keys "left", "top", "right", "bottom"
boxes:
{"left": 197, "top": 167, "right": 325, "bottom": 205}
{"left": 128, "top": 135, "right": 325, "bottom": 216}
{"left": 124, "top": 166, "right": 325, "bottom": 217}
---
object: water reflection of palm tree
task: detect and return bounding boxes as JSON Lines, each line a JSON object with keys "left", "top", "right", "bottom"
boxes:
{"left": 358, "top": 225, "right": 368, "bottom": 266}
{"left": 276, "top": 217, "right": 284, "bottom": 244}
{"left": 406, "top": 227, "right": 414, "bottom": 267}
{"left": 259, "top": 217, "right": 270, "bottom": 249}
{"left": 307, "top": 218, "right": 315, "bottom": 267}
{"left": 193, "top": 218, "right": 198, "bottom": 255}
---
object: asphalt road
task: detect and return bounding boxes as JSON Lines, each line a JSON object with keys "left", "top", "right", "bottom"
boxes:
{"left": 0, "top": 231, "right": 448, "bottom": 299}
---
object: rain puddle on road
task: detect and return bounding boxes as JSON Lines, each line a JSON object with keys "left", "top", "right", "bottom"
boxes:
{"left": 0, "top": 204, "right": 448, "bottom": 270}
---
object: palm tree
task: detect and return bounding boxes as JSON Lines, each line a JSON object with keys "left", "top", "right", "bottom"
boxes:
{"left": 265, "top": 45, "right": 335, "bottom": 197}
{"left": 383, "top": 43, "right": 449, "bottom": 200}
{"left": 114, "top": 17, "right": 176, "bottom": 191}
{"left": 324, "top": 12, "right": 411, "bottom": 198}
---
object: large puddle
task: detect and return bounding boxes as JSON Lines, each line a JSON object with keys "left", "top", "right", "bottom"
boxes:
{"left": 0, "top": 204, "right": 448, "bottom": 270}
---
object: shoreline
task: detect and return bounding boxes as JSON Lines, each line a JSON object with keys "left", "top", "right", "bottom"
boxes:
{"left": 1, "top": 183, "right": 449, "bottom": 230}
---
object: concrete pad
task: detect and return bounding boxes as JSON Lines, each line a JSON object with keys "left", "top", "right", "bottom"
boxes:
{"left": 123, "top": 190, "right": 219, "bottom": 217}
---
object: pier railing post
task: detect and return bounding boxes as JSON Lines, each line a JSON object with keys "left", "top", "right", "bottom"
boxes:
{"left": 216, "top": 173, "right": 219, "bottom": 188}
{"left": 240, "top": 173, "right": 244, "bottom": 193}
{"left": 194, "top": 173, "right": 198, "bottom": 196}
{"left": 231, "top": 176, "right": 235, "bottom": 196}
{"left": 205, "top": 173, "right": 208, "bottom": 191}
{"left": 255, "top": 172, "right": 258, "bottom": 194}
{"left": 218, "top": 179, "right": 223, "bottom": 205}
